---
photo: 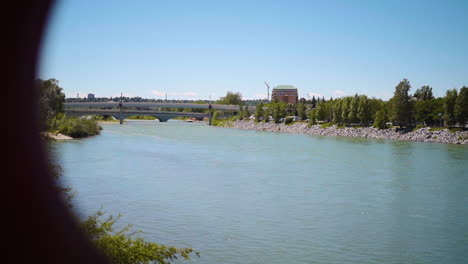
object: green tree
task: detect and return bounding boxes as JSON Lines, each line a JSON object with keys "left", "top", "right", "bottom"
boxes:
{"left": 243, "top": 106, "right": 251, "bottom": 119}
{"left": 311, "top": 96, "right": 317, "bottom": 108}
{"left": 444, "top": 89, "right": 458, "bottom": 127}
{"left": 414, "top": 100, "right": 433, "bottom": 125}
{"left": 369, "top": 98, "right": 385, "bottom": 122}
{"left": 316, "top": 101, "right": 328, "bottom": 121}
{"left": 414, "top": 85, "right": 434, "bottom": 101}
{"left": 285, "top": 103, "right": 295, "bottom": 116}
{"left": 348, "top": 94, "right": 360, "bottom": 124}
{"left": 341, "top": 97, "right": 352, "bottom": 124}
{"left": 37, "top": 78, "right": 65, "bottom": 130}
{"left": 357, "top": 95, "right": 372, "bottom": 125}
{"left": 271, "top": 102, "right": 286, "bottom": 123}
{"left": 217, "top": 91, "right": 242, "bottom": 105}
{"left": 373, "top": 109, "right": 388, "bottom": 129}
{"left": 332, "top": 100, "right": 343, "bottom": 125}
{"left": 308, "top": 109, "right": 317, "bottom": 126}
{"left": 297, "top": 102, "right": 307, "bottom": 120}
{"left": 414, "top": 98, "right": 445, "bottom": 126}
{"left": 254, "top": 103, "right": 264, "bottom": 123}
{"left": 431, "top": 97, "right": 445, "bottom": 127}
{"left": 391, "top": 79, "right": 414, "bottom": 127}
{"left": 263, "top": 107, "right": 270, "bottom": 123}
{"left": 413, "top": 86, "right": 438, "bottom": 126}
{"left": 455, "top": 86, "right": 468, "bottom": 128}
{"left": 272, "top": 103, "right": 281, "bottom": 123}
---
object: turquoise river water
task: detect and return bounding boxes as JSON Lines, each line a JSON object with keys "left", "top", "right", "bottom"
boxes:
{"left": 53, "top": 120, "right": 468, "bottom": 264}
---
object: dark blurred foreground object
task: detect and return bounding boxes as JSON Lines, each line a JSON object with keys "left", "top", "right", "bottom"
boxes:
{"left": 5, "top": 1, "right": 109, "bottom": 263}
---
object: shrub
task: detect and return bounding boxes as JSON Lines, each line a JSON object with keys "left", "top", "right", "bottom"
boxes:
{"left": 55, "top": 117, "right": 102, "bottom": 138}
{"left": 284, "top": 116, "right": 294, "bottom": 125}
{"left": 211, "top": 110, "right": 220, "bottom": 125}
{"left": 81, "top": 210, "right": 198, "bottom": 264}
{"left": 413, "top": 124, "right": 425, "bottom": 132}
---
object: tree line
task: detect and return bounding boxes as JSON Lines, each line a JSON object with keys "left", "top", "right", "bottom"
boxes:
{"left": 221, "top": 79, "right": 468, "bottom": 129}
{"left": 306, "top": 79, "right": 467, "bottom": 129}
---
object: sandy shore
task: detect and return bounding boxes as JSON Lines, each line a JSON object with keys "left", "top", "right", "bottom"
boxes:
{"left": 41, "top": 132, "right": 74, "bottom": 140}
{"left": 223, "top": 120, "right": 468, "bottom": 145}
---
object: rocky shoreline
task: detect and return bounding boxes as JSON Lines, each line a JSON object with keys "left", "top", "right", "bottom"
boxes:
{"left": 223, "top": 120, "right": 468, "bottom": 145}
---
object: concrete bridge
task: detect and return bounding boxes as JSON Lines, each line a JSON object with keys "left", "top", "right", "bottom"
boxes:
{"left": 64, "top": 108, "right": 209, "bottom": 123}
{"left": 63, "top": 101, "right": 256, "bottom": 124}
{"left": 64, "top": 102, "right": 254, "bottom": 111}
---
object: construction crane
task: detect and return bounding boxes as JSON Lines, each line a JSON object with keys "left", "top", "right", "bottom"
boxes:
{"left": 264, "top": 81, "right": 270, "bottom": 102}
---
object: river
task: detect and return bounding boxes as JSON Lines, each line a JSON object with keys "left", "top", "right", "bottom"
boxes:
{"left": 52, "top": 120, "right": 468, "bottom": 264}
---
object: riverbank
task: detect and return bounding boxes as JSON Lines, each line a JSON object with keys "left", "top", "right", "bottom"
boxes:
{"left": 41, "top": 132, "right": 74, "bottom": 140}
{"left": 224, "top": 120, "right": 468, "bottom": 145}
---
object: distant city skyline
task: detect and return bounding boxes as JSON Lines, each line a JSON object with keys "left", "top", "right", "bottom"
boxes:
{"left": 39, "top": 0, "right": 468, "bottom": 101}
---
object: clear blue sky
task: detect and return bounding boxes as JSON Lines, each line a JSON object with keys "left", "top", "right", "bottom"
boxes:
{"left": 39, "top": 0, "right": 468, "bottom": 100}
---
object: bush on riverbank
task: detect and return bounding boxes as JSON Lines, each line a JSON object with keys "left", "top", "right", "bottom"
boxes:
{"left": 211, "top": 110, "right": 221, "bottom": 126}
{"left": 51, "top": 114, "right": 102, "bottom": 138}
{"left": 81, "top": 210, "right": 198, "bottom": 264}
{"left": 284, "top": 116, "right": 294, "bottom": 125}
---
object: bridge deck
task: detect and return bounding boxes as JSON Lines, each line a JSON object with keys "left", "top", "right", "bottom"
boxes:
{"left": 64, "top": 108, "right": 209, "bottom": 122}
{"left": 64, "top": 102, "right": 252, "bottom": 111}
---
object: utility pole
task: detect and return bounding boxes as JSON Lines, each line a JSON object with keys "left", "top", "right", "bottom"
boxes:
{"left": 208, "top": 103, "right": 213, "bottom": 126}
{"left": 165, "top": 93, "right": 167, "bottom": 102}
{"left": 119, "top": 92, "right": 123, "bottom": 124}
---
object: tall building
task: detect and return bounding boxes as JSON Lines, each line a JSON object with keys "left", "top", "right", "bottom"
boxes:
{"left": 87, "top": 93, "right": 95, "bottom": 101}
{"left": 271, "top": 85, "right": 298, "bottom": 104}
